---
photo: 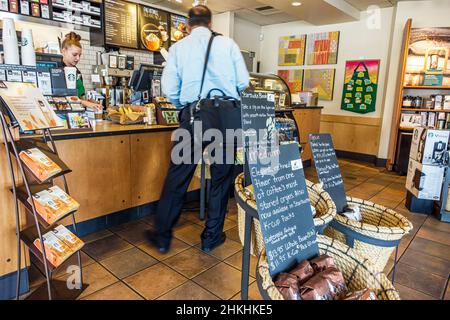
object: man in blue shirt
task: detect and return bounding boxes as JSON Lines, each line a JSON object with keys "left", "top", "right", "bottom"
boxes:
{"left": 149, "top": 5, "right": 249, "bottom": 253}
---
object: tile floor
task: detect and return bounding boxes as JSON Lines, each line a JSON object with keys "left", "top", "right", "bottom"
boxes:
{"left": 27, "top": 159, "right": 450, "bottom": 300}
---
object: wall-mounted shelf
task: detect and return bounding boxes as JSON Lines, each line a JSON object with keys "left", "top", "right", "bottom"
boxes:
{"left": 404, "top": 85, "right": 450, "bottom": 90}
{"left": 52, "top": 4, "right": 102, "bottom": 17}
{"left": 401, "top": 108, "right": 450, "bottom": 112}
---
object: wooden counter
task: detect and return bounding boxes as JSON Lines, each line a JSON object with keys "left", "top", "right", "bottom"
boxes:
{"left": 0, "top": 122, "right": 200, "bottom": 281}
{"left": 292, "top": 107, "right": 323, "bottom": 162}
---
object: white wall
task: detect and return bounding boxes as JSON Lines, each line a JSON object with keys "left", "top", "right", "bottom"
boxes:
{"left": 233, "top": 17, "right": 262, "bottom": 72}
{"left": 259, "top": 7, "right": 395, "bottom": 118}
{"left": 378, "top": 0, "right": 450, "bottom": 159}
{"left": 212, "top": 12, "right": 234, "bottom": 37}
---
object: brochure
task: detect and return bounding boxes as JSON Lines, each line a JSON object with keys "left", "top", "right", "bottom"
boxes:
{"left": 19, "top": 148, "right": 62, "bottom": 182}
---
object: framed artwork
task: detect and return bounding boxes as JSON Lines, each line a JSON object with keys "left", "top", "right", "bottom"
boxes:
{"left": 303, "top": 69, "right": 335, "bottom": 101}
{"left": 306, "top": 31, "right": 340, "bottom": 65}
{"left": 277, "top": 69, "right": 304, "bottom": 93}
{"left": 278, "top": 35, "right": 307, "bottom": 66}
{"left": 341, "top": 60, "right": 380, "bottom": 114}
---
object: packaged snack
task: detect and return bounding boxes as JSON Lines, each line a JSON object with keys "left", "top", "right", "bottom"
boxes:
{"left": 19, "top": 148, "right": 62, "bottom": 182}
{"left": 310, "top": 254, "right": 336, "bottom": 273}
{"left": 32, "top": 188, "right": 67, "bottom": 224}
{"left": 288, "top": 260, "right": 315, "bottom": 285}
{"left": 339, "top": 288, "right": 378, "bottom": 300}
{"left": 299, "top": 267, "right": 347, "bottom": 300}
{"left": 340, "top": 204, "right": 362, "bottom": 221}
{"left": 48, "top": 186, "right": 79, "bottom": 213}
{"left": 53, "top": 225, "right": 84, "bottom": 252}
{"left": 274, "top": 273, "right": 301, "bottom": 300}
{"left": 33, "top": 230, "right": 73, "bottom": 268}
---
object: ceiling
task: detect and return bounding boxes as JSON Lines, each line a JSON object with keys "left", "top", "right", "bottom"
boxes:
{"left": 141, "top": 0, "right": 415, "bottom": 26}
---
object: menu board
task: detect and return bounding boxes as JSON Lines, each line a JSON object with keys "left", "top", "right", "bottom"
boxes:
{"left": 242, "top": 92, "right": 319, "bottom": 277}
{"left": 105, "top": 0, "right": 138, "bottom": 49}
{"left": 138, "top": 5, "right": 169, "bottom": 52}
{"left": 0, "top": 81, "right": 62, "bottom": 131}
{"left": 170, "top": 14, "right": 188, "bottom": 43}
{"left": 309, "top": 133, "right": 348, "bottom": 213}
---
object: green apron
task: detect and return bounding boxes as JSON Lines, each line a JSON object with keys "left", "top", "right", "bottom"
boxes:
{"left": 76, "top": 76, "right": 85, "bottom": 98}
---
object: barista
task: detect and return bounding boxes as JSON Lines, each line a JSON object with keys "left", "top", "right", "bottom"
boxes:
{"left": 61, "top": 32, "right": 102, "bottom": 110}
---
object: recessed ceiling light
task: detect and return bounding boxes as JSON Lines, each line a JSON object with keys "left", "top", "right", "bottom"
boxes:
{"left": 292, "top": 2, "right": 302, "bottom": 6}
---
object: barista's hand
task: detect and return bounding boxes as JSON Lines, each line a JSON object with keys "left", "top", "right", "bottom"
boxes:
{"left": 81, "top": 99, "right": 103, "bottom": 112}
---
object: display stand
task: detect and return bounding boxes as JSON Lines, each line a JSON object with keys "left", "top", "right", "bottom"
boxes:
{"left": 0, "top": 104, "right": 84, "bottom": 300}
{"left": 438, "top": 166, "right": 450, "bottom": 223}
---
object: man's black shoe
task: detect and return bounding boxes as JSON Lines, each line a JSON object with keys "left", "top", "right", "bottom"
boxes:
{"left": 201, "top": 233, "right": 226, "bottom": 253}
{"left": 147, "top": 231, "right": 170, "bottom": 254}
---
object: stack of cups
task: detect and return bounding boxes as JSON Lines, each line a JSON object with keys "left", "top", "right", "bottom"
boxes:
{"left": 21, "top": 28, "right": 36, "bottom": 66}
{"left": 2, "top": 18, "right": 20, "bottom": 65}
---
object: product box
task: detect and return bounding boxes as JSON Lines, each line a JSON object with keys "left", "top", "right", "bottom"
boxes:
{"left": 406, "top": 158, "right": 445, "bottom": 200}
{"left": 427, "top": 112, "right": 436, "bottom": 128}
{"left": 0, "top": 0, "right": 8, "bottom": 11}
{"left": 410, "top": 127, "right": 450, "bottom": 165}
{"left": 22, "top": 70, "right": 37, "bottom": 85}
{"left": 37, "top": 71, "right": 52, "bottom": 95}
{"left": 19, "top": 148, "right": 62, "bottom": 182}
{"left": 33, "top": 230, "right": 73, "bottom": 268}
{"left": 20, "top": 0, "right": 29, "bottom": 15}
{"left": 6, "top": 69, "right": 22, "bottom": 82}
{"left": 31, "top": 1, "right": 39, "bottom": 16}
{"left": 40, "top": 4, "right": 49, "bottom": 18}
{"left": 53, "top": 225, "right": 84, "bottom": 252}
{"left": 8, "top": 0, "right": 18, "bottom": 13}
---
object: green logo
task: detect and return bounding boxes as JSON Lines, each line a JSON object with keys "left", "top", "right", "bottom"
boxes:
{"left": 22, "top": 38, "right": 29, "bottom": 46}
{"left": 68, "top": 74, "right": 76, "bottom": 81}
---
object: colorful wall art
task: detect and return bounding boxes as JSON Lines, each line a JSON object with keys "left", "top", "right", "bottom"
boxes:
{"left": 278, "top": 35, "right": 307, "bottom": 66}
{"left": 341, "top": 60, "right": 380, "bottom": 114}
{"left": 306, "top": 31, "right": 340, "bottom": 65}
{"left": 277, "top": 69, "right": 304, "bottom": 93}
{"left": 303, "top": 69, "right": 335, "bottom": 101}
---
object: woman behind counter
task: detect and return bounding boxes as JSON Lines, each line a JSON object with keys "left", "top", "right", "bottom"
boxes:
{"left": 61, "top": 32, "right": 102, "bottom": 110}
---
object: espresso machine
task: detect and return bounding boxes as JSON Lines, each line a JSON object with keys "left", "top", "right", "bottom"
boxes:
{"left": 91, "top": 52, "right": 134, "bottom": 108}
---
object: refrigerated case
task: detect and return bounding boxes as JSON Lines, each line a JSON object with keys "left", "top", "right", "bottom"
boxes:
{"left": 249, "top": 73, "right": 292, "bottom": 110}
{"left": 249, "top": 73, "right": 299, "bottom": 145}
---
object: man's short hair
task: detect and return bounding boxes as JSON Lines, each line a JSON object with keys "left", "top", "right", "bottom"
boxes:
{"left": 188, "top": 5, "right": 212, "bottom": 27}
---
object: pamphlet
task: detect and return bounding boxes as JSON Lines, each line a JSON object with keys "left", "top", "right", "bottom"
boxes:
{"left": 53, "top": 225, "right": 84, "bottom": 252}
{"left": 31, "top": 186, "right": 79, "bottom": 224}
{"left": 19, "top": 148, "right": 62, "bottom": 182}
{"left": 0, "top": 81, "right": 62, "bottom": 130}
{"left": 33, "top": 230, "right": 73, "bottom": 268}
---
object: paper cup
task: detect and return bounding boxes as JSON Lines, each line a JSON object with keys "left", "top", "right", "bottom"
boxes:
{"left": 2, "top": 18, "right": 20, "bottom": 65}
{"left": 21, "top": 28, "right": 36, "bottom": 66}
{"left": 64, "top": 67, "right": 77, "bottom": 90}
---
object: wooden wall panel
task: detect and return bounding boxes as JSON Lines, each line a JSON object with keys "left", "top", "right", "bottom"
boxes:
{"left": 55, "top": 135, "right": 132, "bottom": 223}
{"left": 130, "top": 132, "right": 200, "bottom": 207}
{"left": 0, "top": 144, "right": 29, "bottom": 277}
{"left": 292, "top": 109, "right": 322, "bottom": 162}
{"left": 320, "top": 115, "right": 382, "bottom": 156}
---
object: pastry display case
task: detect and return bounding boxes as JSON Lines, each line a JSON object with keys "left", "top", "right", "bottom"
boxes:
{"left": 249, "top": 72, "right": 292, "bottom": 110}
{"left": 249, "top": 73, "right": 299, "bottom": 145}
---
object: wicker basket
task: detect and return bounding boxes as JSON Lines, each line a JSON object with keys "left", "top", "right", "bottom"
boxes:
{"left": 235, "top": 173, "right": 336, "bottom": 256}
{"left": 257, "top": 235, "right": 400, "bottom": 300}
{"left": 324, "top": 196, "right": 413, "bottom": 273}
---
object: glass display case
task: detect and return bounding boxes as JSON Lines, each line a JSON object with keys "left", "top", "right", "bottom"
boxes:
{"left": 249, "top": 73, "right": 292, "bottom": 110}
{"left": 249, "top": 72, "right": 299, "bottom": 145}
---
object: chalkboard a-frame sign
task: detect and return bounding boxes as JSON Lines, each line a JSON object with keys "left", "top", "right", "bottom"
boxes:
{"left": 241, "top": 92, "right": 319, "bottom": 277}
{"left": 309, "top": 133, "right": 348, "bottom": 213}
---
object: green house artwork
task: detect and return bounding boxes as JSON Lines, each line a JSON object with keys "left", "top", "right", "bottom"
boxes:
{"left": 341, "top": 60, "right": 380, "bottom": 114}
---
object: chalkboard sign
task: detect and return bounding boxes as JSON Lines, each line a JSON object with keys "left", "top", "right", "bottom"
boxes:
{"left": 242, "top": 92, "right": 319, "bottom": 277}
{"left": 309, "top": 133, "right": 348, "bottom": 213}
{"left": 249, "top": 143, "right": 319, "bottom": 277}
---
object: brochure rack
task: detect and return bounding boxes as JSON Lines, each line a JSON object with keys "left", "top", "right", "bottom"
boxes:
{"left": 0, "top": 104, "right": 84, "bottom": 300}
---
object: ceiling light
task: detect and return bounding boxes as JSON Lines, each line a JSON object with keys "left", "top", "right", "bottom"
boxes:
{"left": 292, "top": 2, "right": 302, "bottom": 6}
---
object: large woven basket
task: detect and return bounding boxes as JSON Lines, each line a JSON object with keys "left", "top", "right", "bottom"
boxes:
{"left": 235, "top": 173, "right": 336, "bottom": 256}
{"left": 324, "top": 196, "right": 413, "bottom": 273}
{"left": 257, "top": 235, "right": 400, "bottom": 300}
